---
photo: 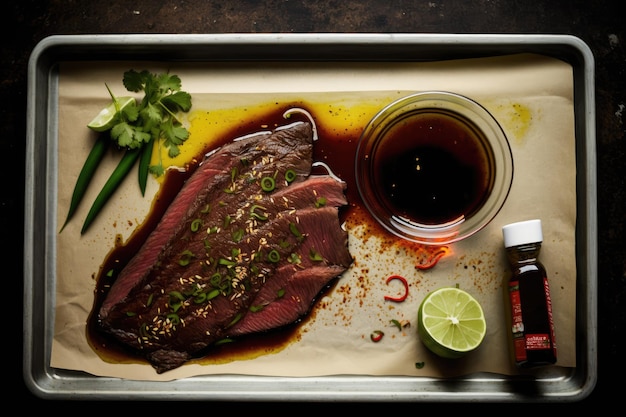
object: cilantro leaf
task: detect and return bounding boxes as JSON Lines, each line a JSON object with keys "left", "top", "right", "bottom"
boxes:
{"left": 141, "top": 102, "right": 164, "bottom": 125}
{"left": 149, "top": 164, "right": 165, "bottom": 177}
{"left": 111, "top": 122, "right": 151, "bottom": 149}
{"left": 161, "top": 120, "right": 188, "bottom": 158}
{"left": 122, "top": 69, "right": 150, "bottom": 93}
{"left": 162, "top": 91, "right": 192, "bottom": 112}
{"left": 157, "top": 73, "right": 182, "bottom": 92}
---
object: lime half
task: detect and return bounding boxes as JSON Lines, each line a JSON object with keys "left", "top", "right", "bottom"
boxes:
{"left": 87, "top": 96, "right": 135, "bottom": 132}
{"left": 417, "top": 287, "right": 486, "bottom": 358}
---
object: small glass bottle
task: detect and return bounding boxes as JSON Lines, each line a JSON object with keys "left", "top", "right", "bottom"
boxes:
{"left": 502, "top": 219, "right": 557, "bottom": 368}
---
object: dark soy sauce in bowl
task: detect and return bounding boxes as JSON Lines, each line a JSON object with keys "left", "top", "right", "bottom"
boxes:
{"left": 373, "top": 110, "right": 494, "bottom": 226}
{"left": 355, "top": 91, "right": 513, "bottom": 244}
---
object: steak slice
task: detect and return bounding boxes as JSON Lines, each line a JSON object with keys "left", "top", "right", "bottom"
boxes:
{"left": 226, "top": 265, "right": 346, "bottom": 336}
{"left": 97, "top": 120, "right": 352, "bottom": 374}
{"left": 269, "top": 175, "right": 348, "bottom": 210}
{"left": 226, "top": 204, "right": 351, "bottom": 336}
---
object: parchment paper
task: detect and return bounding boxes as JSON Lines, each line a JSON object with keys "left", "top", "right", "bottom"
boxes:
{"left": 51, "top": 53, "right": 577, "bottom": 381}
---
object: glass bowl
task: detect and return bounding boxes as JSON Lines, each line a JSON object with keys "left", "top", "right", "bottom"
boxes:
{"left": 355, "top": 91, "right": 513, "bottom": 245}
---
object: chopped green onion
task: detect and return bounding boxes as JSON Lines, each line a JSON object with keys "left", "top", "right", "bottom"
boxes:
{"left": 288, "top": 252, "right": 301, "bottom": 264}
{"left": 169, "top": 300, "right": 183, "bottom": 313}
{"left": 285, "top": 169, "right": 297, "bottom": 183}
{"left": 220, "top": 279, "right": 233, "bottom": 295}
{"left": 210, "top": 273, "right": 222, "bottom": 287}
{"left": 315, "top": 197, "right": 327, "bottom": 208}
{"left": 139, "top": 323, "right": 150, "bottom": 338}
{"left": 289, "top": 222, "right": 303, "bottom": 240}
{"left": 226, "top": 313, "right": 242, "bottom": 328}
{"left": 207, "top": 288, "right": 220, "bottom": 300}
{"left": 190, "top": 218, "right": 202, "bottom": 232}
{"left": 309, "top": 248, "right": 323, "bottom": 261}
{"left": 194, "top": 292, "right": 207, "bottom": 303}
{"left": 223, "top": 214, "right": 232, "bottom": 228}
{"left": 169, "top": 291, "right": 185, "bottom": 301}
{"left": 232, "top": 228, "right": 244, "bottom": 242}
{"left": 166, "top": 313, "right": 180, "bottom": 325}
{"left": 250, "top": 205, "right": 268, "bottom": 221}
{"left": 267, "top": 249, "right": 281, "bottom": 263}
{"left": 191, "top": 283, "right": 203, "bottom": 296}
{"left": 219, "top": 257, "right": 236, "bottom": 266}
{"left": 178, "top": 249, "right": 195, "bottom": 266}
{"left": 260, "top": 176, "right": 276, "bottom": 192}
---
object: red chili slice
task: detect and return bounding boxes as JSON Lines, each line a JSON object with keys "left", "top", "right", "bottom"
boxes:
{"left": 415, "top": 249, "right": 447, "bottom": 270}
{"left": 370, "top": 330, "right": 384, "bottom": 342}
{"left": 384, "top": 275, "right": 409, "bottom": 302}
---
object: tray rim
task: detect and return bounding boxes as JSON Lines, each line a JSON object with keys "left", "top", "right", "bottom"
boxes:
{"left": 23, "top": 32, "right": 597, "bottom": 402}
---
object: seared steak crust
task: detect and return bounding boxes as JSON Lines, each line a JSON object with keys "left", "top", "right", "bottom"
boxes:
{"left": 97, "top": 121, "right": 352, "bottom": 373}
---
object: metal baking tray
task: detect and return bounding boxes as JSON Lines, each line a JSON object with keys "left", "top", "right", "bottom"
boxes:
{"left": 23, "top": 33, "right": 597, "bottom": 402}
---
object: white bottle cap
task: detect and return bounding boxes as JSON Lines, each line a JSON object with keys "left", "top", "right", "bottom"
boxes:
{"left": 502, "top": 219, "right": 543, "bottom": 248}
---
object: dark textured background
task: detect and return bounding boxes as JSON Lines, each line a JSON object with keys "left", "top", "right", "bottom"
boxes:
{"left": 8, "top": 0, "right": 624, "bottom": 408}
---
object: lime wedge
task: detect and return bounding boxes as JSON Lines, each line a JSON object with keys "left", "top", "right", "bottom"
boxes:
{"left": 87, "top": 96, "right": 135, "bottom": 132}
{"left": 417, "top": 287, "right": 486, "bottom": 358}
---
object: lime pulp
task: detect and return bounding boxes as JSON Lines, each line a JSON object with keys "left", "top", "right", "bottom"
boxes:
{"left": 417, "top": 286, "right": 486, "bottom": 359}
{"left": 87, "top": 96, "right": 135, "bottom": 132}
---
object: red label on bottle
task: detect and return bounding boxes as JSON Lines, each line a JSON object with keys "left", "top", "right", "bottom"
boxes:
{"left": 508, "top": 281, "right": 526, "bottom": 362}
{"left": 508, "top": 278, "right": 557, "bottom": 365}
{"left": 543, "top": 277, "right": 557, "bottom": 357}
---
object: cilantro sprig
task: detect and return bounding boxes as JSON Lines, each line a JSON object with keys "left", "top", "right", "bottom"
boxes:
{"left": 60, "top": 69, "right": 192, "bottom": 235}
{"left": 118, "top": 70, "right": 191, "bottom": 155}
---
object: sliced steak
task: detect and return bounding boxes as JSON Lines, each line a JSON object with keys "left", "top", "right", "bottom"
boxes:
{"left": 97, "top": 120, "right": 352, "bottom": 374}
{"left": 269, "top": 174, "right": 348, "bottom": 210}
{"left": 226, "top": 265, "right": 346, "bottom": 336}
{"left": 99, "top": 122, "right": 313, "bottom": 320}
{"left": 227, "top": 204, "right": 351, "bottom": 336}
